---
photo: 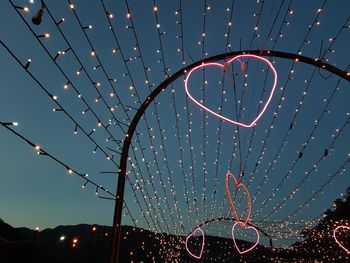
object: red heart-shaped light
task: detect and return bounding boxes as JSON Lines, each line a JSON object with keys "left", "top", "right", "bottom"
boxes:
{"left": 232, "top": 222, "right": 260, "bottom": 254}
{"left": 184, "top": 54, "right": 278, "bottom": 128}
{"left": 185, "top": 227, "right": 205, "bottom": 259}
{"left": 225, "top": 172, "right": 251, "bottom": 226}
{"left": 333, "top": 225, "right": 350, "bottom": 254}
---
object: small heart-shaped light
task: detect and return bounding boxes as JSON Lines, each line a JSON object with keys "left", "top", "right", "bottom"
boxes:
{"left": 333, "top": 225, "right": 350, "bottom": 254}
{"left": 184, "top": 54, "right": 278, "bottom": 128}
{"left": 232, "top": 222, "right": 260, "bottom": 254}
{"left": 225, "top": 172, "right": 252, "bottom": 226}
{"left": 185, "top": 227, "right": 205, "bottom": 259}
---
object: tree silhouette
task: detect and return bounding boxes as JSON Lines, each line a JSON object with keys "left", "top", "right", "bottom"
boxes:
{"left": 289, "top": 187, "right": 350, "bottom": 262}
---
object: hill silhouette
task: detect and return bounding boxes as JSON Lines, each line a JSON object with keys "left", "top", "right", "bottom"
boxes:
{"left": 0, "top": 220, "right": 272, "bottom": 262}
{"left": 1, "top": 188, "right": 349, "bottom": 262}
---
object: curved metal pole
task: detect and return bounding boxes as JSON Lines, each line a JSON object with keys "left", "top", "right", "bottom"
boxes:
{"left": 110, "top": 49, "right": 350, "bottom": 263}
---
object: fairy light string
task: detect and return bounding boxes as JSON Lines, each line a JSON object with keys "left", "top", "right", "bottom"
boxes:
{"left": 67, "top": 0, "right": 178, "bottom": 234}
{"left": 210, "top": 0, "right": 236, "bottom": 220}
{"left": 242, "top": 10, "right": 348, "bottom": 214}
{"left": 237, "top": 1, "right": 333, "bottom": 209}
{"left": 0, "top": 39, "right": 120, "bottom": 170}
{"left": 0, "top": 121, "right": 114, "bottom": 198}
{"left": 129, "top": 0, "right": 186, "bottom": 232}
{"left": 218, "top": 1, "right": 293, "bottom": 217}
{"left": 9, "top": 0, "right": 166, "bottom": 235}
{"left": 176, "top": 0, "right": 198, "bottom": 228}
{"left": 1, "top": 37, "right": 160, "bottom": 235}
{"left": 254, "top": 78, "right": 346, "bottom": 219}
{"left": 239, "top": 0, "right": 293, "bottom": 180}
{"left": 10, "top": 1, "right": 126, "bottom": 151}
{"left": 200, "top": 0, "right": 209, "bottom": 225}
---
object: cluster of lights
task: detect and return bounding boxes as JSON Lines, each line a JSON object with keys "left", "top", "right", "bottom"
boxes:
{"left": 235, "top": 5, "right": 346, "bottom": 222}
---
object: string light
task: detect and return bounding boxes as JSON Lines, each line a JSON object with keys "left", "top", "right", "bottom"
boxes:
{"left": 57, "top": 17, "right": 65, "bottom": 25}
{"left": 24, "top": 59, "right": 31, "bottom": 69}
{"left": 0, "top": 122, "right": 116, "bottom": 200}
{"left": 14, "top": 5, "right": 29, "bottom": 12}
{"left": 32, "top": 3, "right": 45, "bottom": 25}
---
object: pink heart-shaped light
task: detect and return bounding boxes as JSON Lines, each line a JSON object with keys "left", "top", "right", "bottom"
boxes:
{"left": 333, "top": 225, "right": 350, "bottom": 254}
{"left": 184, "top": 54, "right": 278, "bottom": 128}
{"left": 225, "top": 172, "right": 252, "bottom": 227}
{"left": 232, "top": 222, "right": 260, "bottom": 254}
{"left": 185, "top": 227, "right": 205, "bottom": 259}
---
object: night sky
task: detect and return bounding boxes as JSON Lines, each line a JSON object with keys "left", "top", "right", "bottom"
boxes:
{"left": 0, "top": 0, "right": 349, "bottom": 248}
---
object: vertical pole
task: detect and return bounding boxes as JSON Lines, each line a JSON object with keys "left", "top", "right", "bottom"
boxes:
{"left": 110, "top": 169, "right": 126, "bottom": 263}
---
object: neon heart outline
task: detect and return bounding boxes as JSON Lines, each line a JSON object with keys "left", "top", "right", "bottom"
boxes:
{"left": 185, "top": 227, "right": 205, "bottom": 259}
{"left": 225, "top": 172, "right": 251, "bottom": 226}
{"left": 184, "top": 54, "right": 278, "bottom": 128}
{"left": 232, "top": 222, "right": 260, "bottom": 254}
{"left": 333, "top": 225, "right": 350, "bottom": 254}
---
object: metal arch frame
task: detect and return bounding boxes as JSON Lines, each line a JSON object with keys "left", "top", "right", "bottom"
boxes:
{"left": 110, "top": 49, "right": 350, "bottom": 263}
